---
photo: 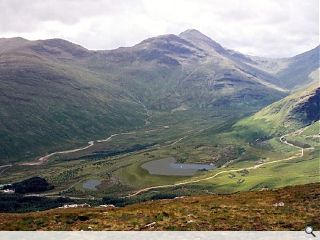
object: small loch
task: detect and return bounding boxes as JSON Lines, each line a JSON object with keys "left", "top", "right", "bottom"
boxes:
{"left": 82, "top": 179, "right": 101, "bottom": 190}
{"left": 141, "top": 157, "right": 216, "bottom": 176}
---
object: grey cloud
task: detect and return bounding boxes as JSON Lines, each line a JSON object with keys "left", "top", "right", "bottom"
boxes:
{"left": 0, "top": 0, "right": 142, "bottom": 31}
{"left": 0, "top": 0, "right": 318, "bottom": 57}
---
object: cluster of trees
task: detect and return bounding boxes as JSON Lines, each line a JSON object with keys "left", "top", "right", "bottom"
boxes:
{"left": 102, "top": 193, "right": 180, "bottom": 207}
{"left": 0, "top": 176, "right": 62, "bottom": 212}
{"left": 150, "top": 193, "right": 178, "bottom": 200}
{"left": 4, "top": 176, "right": 54, "bottom": 194}
{"left": 0, "top": 194, "right": 72, "bottom": 212}
{"left": 102, "top": 196, "right": 127, "bottom": 207}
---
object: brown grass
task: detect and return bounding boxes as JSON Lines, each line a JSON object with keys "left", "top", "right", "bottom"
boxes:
{"left": 0, "top": 183, "right": 319, "bottom": 231}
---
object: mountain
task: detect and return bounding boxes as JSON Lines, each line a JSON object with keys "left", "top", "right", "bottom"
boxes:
{"left": 0, "top": 30, "right": 318, "bottom": 162}
{"left": 235, "top": 83, "right": 320, "bottom": 136}
{"left": 275, "top": 46, "right": 319, "bottom": 89}
{"left": 0, "top": 38, "right": 147, "bottom": 162}
{"left": 232, "top": 45, "right": 320, "bottom": 90}
{"left": 88, "top": 30, "right": 286, "bottom": 111}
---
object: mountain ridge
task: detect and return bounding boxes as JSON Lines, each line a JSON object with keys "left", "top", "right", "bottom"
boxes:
{"left": 0, "top": 29, "right": 318, "bottom": 162}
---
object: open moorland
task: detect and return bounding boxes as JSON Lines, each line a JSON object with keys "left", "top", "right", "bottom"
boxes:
{"left": 0, "top": 183, "right": 319, "bottom": 230}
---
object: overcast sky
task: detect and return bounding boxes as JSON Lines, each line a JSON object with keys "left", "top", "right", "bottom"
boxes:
{"left": 0, "top": 0, "right": 319, "bottom": 57}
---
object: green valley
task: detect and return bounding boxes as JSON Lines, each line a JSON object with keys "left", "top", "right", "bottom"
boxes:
{"left": 0, "top": 31, "right": 318, "bottom": 229}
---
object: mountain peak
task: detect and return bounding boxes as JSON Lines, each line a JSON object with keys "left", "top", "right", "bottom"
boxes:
{"left": 179, "top": 29, "right": 207, "bottom": 37}
{"left": 179, "top": 29, "right": 226, "bottom": 54}
{"left": 179, "top": 29, "right": 213, "bottom": 42}
{"left": 138, "top": 33, "right": 199, "bottom": 49}
{"left": 0, "top": 37, "right": 31, "bottom": 52}
{"left": 27, "top": 38, "right": 91, "bottom": 59}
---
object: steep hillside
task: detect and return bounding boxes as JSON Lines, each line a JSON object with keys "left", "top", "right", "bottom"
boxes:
{"left": 235, "top": 84, "right": 320, "bottom": 136}
{"left": 0, "top": 38, "right": 146, "bottom": 163}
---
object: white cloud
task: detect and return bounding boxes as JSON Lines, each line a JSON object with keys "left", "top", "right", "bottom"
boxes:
{"left": 0, "top": 0, "right": 318, "bottom": 57}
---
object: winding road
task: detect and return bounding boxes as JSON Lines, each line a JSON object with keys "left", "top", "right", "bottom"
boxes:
{"left": 0, "top": 164, "right": 13, "bottom": 176}
{"left": 19, "top": 131, "right": 137, "bottom": 166}
{"left": 18, "top": 97, "right": 152, "bottom": 167}
{"left": 18, "top": 120, "right": 211, "bottom": 166}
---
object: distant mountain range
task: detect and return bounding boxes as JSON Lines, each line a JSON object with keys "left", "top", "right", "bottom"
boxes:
{"left": 0, "top": 29, "right": 319, "bottom": 162}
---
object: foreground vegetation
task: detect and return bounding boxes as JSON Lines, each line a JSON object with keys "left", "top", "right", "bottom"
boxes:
{"left": 0, "top": 183, "right": 318, "bottom": 230}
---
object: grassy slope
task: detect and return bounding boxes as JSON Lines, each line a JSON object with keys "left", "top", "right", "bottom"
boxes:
{"left": 234, "top": 84, "right": 319, "bottom": 138}
{"left": 0, "top": 41, "right": 147, "bottom": 163}
{"left": 193, "top": 148, "right": 319, "bottom": 193}
{"left": 0, "top": 183, "right": 319, "bottom": 230}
